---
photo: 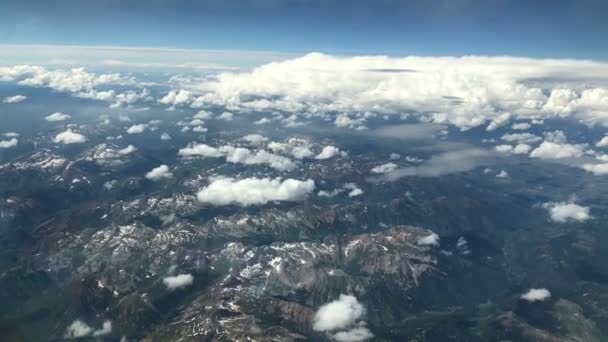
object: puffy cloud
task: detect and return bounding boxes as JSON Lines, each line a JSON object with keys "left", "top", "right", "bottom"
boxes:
{"left": 254, "top": 117, "right": 271, "bottom": 125}
{"left": 2, "top": 94, "right": 26, "bottom": 103}
{"left": 145, "top": 164, "right": 173, "bottom": 181}
{"left": 334, "top": 113, "right": 367, "bottom": 130}
{"left": 495, "top": 144, "right": 531, "bottom": 155}
{"left": 160, "top": 133, "right": 172, "bottom": 141}
{"left": 117, "top": 145, "right": 137, "bottom": 155}
{"left": 222, "top": 146, "right": 296, "bottom": 171}
{"left": 486, "top": 112, "right": 511, "bottom": 131}
{"left": 242, "top": 134, "right": 268, "bottom": 144}
{"left": 163, "top": 273, "right": 194, "bottom": 290}
{"left": 370, "top": 162, "right": 398, "bottom": 174}
{"left": 178, "top": 143, "right": 223, "bottom": 157}
{"left": 332, "top": 327, "right": 374, "bottom": 342}
{"left": 417, "top": 233, "right": 440, "bottom": 246}
{"left": 389, "top": 153, "right": 401, "bottom": 160}
{"left": 126, "top": 124, "right": 147, "bottom": 134}
{"left": 496, "top": 170, "right": 509, "bottom": 178}
{"left": 53, "top": 129, "right": 86, "bottom": 144}
{"left": 0, "top": 138, "right": 18, "bottom": 148}
{"left": 92, "top": 321, "right": 112, "bottom": 337}
{"left": 529, "top": 141, "right": 585, "bottom": 159}
{"left": 521, "top": 288, "right": 551, "bottom": 302}
{"left": 193, "top": 110, "right": 212, "bottom": 119}
{"left": 313, "top": 294, "right": 365, "bottom": 332}
{"left": 581, "top": 163, "right": 608, "bottom": 175}
{"left": 596, "top": 136, "right": 608, "bottom": 148}
{"left": 45, "top": 112, "right": 71, "bottom": 122}
{"left": 197, "top": 177, "right": 315, "bottom": 206}
{"left": 501, "top": 133, "right": 541, "bottom": 144}
{"left": 315, "top": 146, "right": 346, "bottom": 160}
{"left": 348, "top": 189, "right": 364, "bottom": 197}
{"left": 192, "top": 125, "right": 208, "bottom": 133}
{"left": 159, "top": 89, "right": 193, "bottom": 107}
{"left": 64, "top": 320, "right": 93, "bottom": 338}
{"left": 511, "top": 122, "right": 531, "bottom": 130}
{"left": 543, "top": 201, "right": 591, "bottom": 222}
{"left": 3, "top": 132, "right": 19, "bottom": 137}
{"left": 169, "top": 53, "right": 608, "bottom": 129}
{"left": 218, "top": 111, "right": 233, "bottom": 121}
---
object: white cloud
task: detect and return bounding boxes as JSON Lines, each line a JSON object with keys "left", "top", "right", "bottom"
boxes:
{"left": 145, "top": 164, "right": 173, "bottom": 181}
{"left": 193, "top": 110, "right": 212, "bottom": 119}
{"left": 348, "top": 188, "right": 364, "bottom": 197}
{"left": 513, "top": 143, "right": 532, "bottom": 154}
{"left": 0, "top": 138, "right": 18, "bottom": 148}
{"left": 159, "top": 89, "right": 193, "bottom": 107}
{"left": 45, "top": 112, "right": 71, "bottom": 122}
{"left": 313, "top": 294, "right": 365, "bottom": 332}
{"left": 334, "top": 113, "right": 367, "bottom": 130}
{"left": 315, "top": 146, "right": 346, "bottom": 160}
{"left": 218, "top": 111, "right": 233, "bottom": 121}
{"left": 2, "top": 94, "right": 26, "bottom": 103}
{"left": 521, "top": 288, "right": 551, "bottom": 302}
{"left": 496, "top": 170, "right": 509, "bottom": 178}
{"left": 501, "top": 133, "right": 541, "bottom": 144}
{"left": 192, "top": 125, "right": 208, "bottom": 133}
{"left": 254, "top": 117, "right": 271, "bottom": 125}
{"left": 92, "top": 321, "right": 112, "bottom": 337}
{"left": 389, "top": 153, "right": 401, "bottom": 160}
{"left": 163, "top": 273, "right": 194, "bottom": 290}
{"left": 511, "top": 122, "right": 531, "bottom": 130}
{"left": 242, "top": 134, "right": 268, "bottom": 144}
{"left": 64, "top": 320, "right": 93, "bottom": 338}
{"left": 529, "top": 141, "right": 585, "bottom": 159}
{"left": 126, "top": 124, "right": 147, "bottom": 134}
{"left": 160, "top": 133, "right": 172, "bottom": 141}
{"left": 370, "top": 162, "right": 398, "bottom": 174}
{"left": 417, "top": 233, "right": 440, "bottom": 246}
{"left": 332, "top": 326, "right": 374, "bottom": 342}
{"left": 486, "top": 112, "right": 511, "bottom": 131}
{"left": 171, "top": 53, "right": 608, "bottom": 129}
{"left": 197, "top": 177, "right": 315, "bottom": 206}
{"left": 117, "top": 145, "right": 137, "bottom": 155}
{"left": 596, "top": 136, "right": 608, "bottom": 148}
{"left": 178, "top": 143, "right": 223, "bottom": 157}
{"left": 221, "top": 146, "right": 295, "bottom": 171}
{"left": 53, "top": 129, "right": 86, "bottom": 144}
{"left": 581, "top": 163, "right": 608, "bottom": 175}
{"left": 543, "top": 201, "right": 591, "bottom": 222}
{"left": 3, "top": 132, "right": 19, "bottom": 137}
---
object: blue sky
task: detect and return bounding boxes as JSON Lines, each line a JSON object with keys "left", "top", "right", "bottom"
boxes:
{"left": 0, "top": 0, "right": 607, "bottom": 60}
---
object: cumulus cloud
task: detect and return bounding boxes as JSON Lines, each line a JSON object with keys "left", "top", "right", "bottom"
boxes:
{"left": 313, "top": 295, "right": 373, "bottom": 341}
{"left": 543, "top": 201, "right": 591, "bottom": 222}
{"left": 92, "top": 321, "right": 112, "bottom": 337}
{"left": 197, "top": 177, "right": 315, "bottom": 206}
{"left": 45, "top": 112, "right": 71, "bottom": 122}
{"left": 53, "top": 129, "right": 86, "bottom": 144}
{"left": 313, "top": 294, "right": 365, "bottom": 331}
{"left": 496, "top": 170, "right": 509, "bottom": 178}
{"left": 511, "top": 122, "right": 531, "bottom": 130}
{"left": 117, "top": 145, "right": 137, "bottom": 155}
{"left": 218, "top": 111, "right": 233, "bottom": 121}
{"left": 3, "top": 94, "right": 26, "bottom": 103}
{"left": 529, "top": 141, "right": 585, "bottom": 159}
{"left": 417, "top": 233, "right": 440, "bottom": 246}
{"left": 315, "top": 146, "right": 346, "bottom": 160}
{"left": 168, "top": 53, "right": 608, "bottom": 129}
{"left": 192, "top": 125, "right": 208, "bottom": 133}
{"left": 160, "top": 133, "right": 172, "bottom": 141}
{"left": 145, "top": 164, "right": 173, "bottom": 181}
{"left": 0, "top": 138, "right": 18, "bottom": 148}
{"left": 370, "top": 162, "right": 398, "bottom": 174}
{"left": 596, "top": 136, "right": 608, "bottom": 148}
{"left": 159, "top": 89, "right": 193, "bottom": 107}
{"left": 178, "top": 143, "right": 223, "bottom": 157}
{"left": 242, "top": 134, "right": 269, "bottom": 144}
{"left": 126, "top": 124, "right": 147, "bottom": 134}
{"left": 178, "top": 142, "right": 295, "bottom": 171}
{"left": 581, "top": 163, "right": 608, "bottom": 175}
{"left": 64, "top": 320, "right": 93, "bottom": 338}
{"left": 163, "top": 273, "right": 194, "bottom": 290}
{"left": 521, "top": 288, "right": 551, "bottom": 302}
